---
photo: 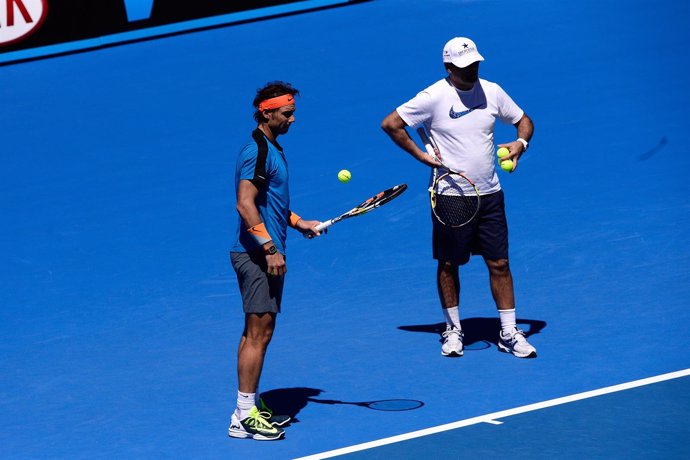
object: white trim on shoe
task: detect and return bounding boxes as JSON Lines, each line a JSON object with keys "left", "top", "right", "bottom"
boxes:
{"left": 228, "top": 406, "right": 285, "bottom": 440}
{"left": 498, "top": 328, "right": 537, "bottom": 358}
{"left": 441, "top": 326, "right": 464, "bottom": 357}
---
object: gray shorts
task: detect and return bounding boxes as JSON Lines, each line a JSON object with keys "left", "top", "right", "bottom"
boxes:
{"left": 230, "top": 251, "right": 284, "bottom": 314}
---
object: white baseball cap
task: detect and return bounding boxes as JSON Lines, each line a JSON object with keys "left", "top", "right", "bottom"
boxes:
{"left": 442, "top": 37, "right": 484, "bottom": 68}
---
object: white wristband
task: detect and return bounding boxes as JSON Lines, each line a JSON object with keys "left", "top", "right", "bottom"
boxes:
{"left": 517, "top": 138, "right": 528, "bottom": 151}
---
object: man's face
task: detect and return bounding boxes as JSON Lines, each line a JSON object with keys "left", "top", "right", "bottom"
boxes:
{"left": 267, "top": 104, "right": 296, "bottom": 134}
{"left": 449, "top": 62, "right": 480, "bottom": 87}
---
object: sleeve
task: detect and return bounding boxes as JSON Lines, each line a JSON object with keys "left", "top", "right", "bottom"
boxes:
{"left": 237, "top": 143, "right": 265, "bottom": 188}
{"left": 396, "top": 89, "right": 435, "bottom": 128}
{"left": 495, "top": 84, "right": 524, "bottom": 125}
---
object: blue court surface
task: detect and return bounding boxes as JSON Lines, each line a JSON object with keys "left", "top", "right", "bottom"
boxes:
{"left": 320, "top": 372, "right": 690, "bottom": 459}
{"left": 2, "top": 0, "right": 689, "bottom": 459}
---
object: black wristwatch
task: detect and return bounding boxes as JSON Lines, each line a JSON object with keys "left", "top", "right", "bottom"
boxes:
{"left": 264, "top": 244, "right": 278, "bottom": 255}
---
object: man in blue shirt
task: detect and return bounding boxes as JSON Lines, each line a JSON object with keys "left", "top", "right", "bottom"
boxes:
{"left": 228, "top": 82, "right": 323, "bottom": 441}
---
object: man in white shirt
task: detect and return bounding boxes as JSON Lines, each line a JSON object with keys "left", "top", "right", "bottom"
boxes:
{"left": 381, "top": 37, "right": 537, "bottom": 359}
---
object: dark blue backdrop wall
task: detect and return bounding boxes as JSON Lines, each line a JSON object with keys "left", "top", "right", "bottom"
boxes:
{"left": 0, "top": 0, "right": 307, "bottom": 53}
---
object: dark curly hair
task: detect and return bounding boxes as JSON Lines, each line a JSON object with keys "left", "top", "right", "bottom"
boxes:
{"left": 253, "top": 81, "right": 300, "bottom": 123}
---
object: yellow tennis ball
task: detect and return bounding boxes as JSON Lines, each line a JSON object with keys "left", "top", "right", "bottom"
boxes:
{"left": 497, "top": 147, "right": 510, "bottom": 158}
{"left": 500, "top": 159, "right": 514, "bottom": 172}
{"left": 338, "top": 169, "right": 351, "bottom": 183}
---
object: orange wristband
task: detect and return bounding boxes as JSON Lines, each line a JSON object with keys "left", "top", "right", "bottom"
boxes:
{"left": 289, "top": 211, "right": 302, "bottom": 228}
{"left": 246, "top": 222, "right": 272, "bottom": 245}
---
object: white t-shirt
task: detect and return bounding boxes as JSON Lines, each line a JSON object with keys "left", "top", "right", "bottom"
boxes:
{"left": 397, "top": 77, "right": 524, "bottom": 195}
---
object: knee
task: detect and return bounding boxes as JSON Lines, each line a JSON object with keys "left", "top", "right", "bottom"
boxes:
{"left": 245, "top": 329, "right": 274, "bottom": 348}
{"left": 438, "top": 260, "right": 456, "bottom": 274}
{"left": 487, "top": 258, "right": 510, "bottom": 275}
{"left": 243, "top": 315, "right": 276, "bottom": 347}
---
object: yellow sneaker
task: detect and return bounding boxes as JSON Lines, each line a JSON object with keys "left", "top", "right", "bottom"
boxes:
{"left": 228, "top": 406, "right": 285, "bottom": 440}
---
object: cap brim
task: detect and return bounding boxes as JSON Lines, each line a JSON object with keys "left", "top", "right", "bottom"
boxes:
{"left": 452, "top": 54, "right": 484, "bottom": 68}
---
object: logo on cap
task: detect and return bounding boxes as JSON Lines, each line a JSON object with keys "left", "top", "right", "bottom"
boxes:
{"left": 456, "top": 46, "right": 477, "bottom": 57}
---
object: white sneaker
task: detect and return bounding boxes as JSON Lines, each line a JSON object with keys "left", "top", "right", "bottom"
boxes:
{"left": 498, "top": 328, "right": 537, "bottom": 358}
{"left": 441, "top": 325, "right": 464, "bottom": 357}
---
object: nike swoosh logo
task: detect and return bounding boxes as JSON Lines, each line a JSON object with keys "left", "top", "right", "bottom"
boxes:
{"left": 449, "top": 105, "right": 482, "bottom": 119}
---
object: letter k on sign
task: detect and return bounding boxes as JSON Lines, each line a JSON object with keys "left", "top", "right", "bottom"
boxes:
{"left": 0, "top": 0, "right": 47, "bottom": 46}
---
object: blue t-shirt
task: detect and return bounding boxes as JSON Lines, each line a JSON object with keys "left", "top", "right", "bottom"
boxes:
{"left": 232, "top": 129, "right": 290, "bottom": 254}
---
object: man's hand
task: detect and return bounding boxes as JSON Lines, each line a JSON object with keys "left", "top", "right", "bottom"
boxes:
{"left": 381, "top": 111, "right": 443, "bottom": 167}
{"left": 496, "top": 141, "right": 525, "bottom": 171}
{"left": 424, "top": 146, "right": 444, "bottom": 168}
{"left": 295, "top": 219, "right": 325, "bottom": 239}
{"left": 265, "top": 249, "right": 287, "bottom": 276}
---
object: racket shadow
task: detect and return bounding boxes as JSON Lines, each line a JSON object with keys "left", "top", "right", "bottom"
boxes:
{"left": 260, "top": 387, "right": 323, "bottom": 423}
{"left": 259, "top": 388, "right": 425, "bottom": 422}
{"left": 398, "top": 316, "right": 547, "bottom": 349}
{"left": 637, "top": 136, "right": 668, "bottom": 161}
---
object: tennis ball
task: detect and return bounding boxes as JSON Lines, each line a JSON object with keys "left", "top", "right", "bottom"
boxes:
{"left": 497, "top": 147, "right": 510, "bottom": 158}
{"left": 338, "top": 169, "right": 351, "bottom": 183}
{"left": 500, "top": 159, "right": 514, "bottom": 172}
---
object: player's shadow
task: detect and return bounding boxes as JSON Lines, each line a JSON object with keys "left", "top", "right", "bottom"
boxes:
{"left": 398, "top": 316, "right": 546, "bottom": 350}
{"left": 259, "top": 388, "right": 424, "bottom": 423}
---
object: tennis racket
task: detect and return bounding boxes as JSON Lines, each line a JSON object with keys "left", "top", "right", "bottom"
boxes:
{"left": 311, "top": 183, "right": 407, "bottom": 233}
{"left": 416, "top": 127, "right": 480, "bottom": 228}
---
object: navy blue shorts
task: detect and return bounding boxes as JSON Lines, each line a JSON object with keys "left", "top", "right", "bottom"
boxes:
{"left": 432, "top": 190, "right": 509, "bottom": 265}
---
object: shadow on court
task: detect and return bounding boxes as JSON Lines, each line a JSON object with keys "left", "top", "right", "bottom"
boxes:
{"left": 637, "top": 136, "right": 668, "bottom": 161}
{"left": 398, "top": 317, "right": 547, "bottom": 349}
{"left": 260, "top": 388, "right": 425, "bottom": 422}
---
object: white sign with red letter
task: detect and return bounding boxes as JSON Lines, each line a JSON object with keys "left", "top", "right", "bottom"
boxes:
{"left": 0, "top": 0, "right": 48, "bottom": 46}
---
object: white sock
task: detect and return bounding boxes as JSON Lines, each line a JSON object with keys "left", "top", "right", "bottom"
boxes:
{"left": 499, "top": 309, "right": 517, "bottom": 335}
{"left": 236, "top": 391, "right": 256, "bottom": 419}
{"left": 443, "top": 306, "right": 461, "bottom": 330}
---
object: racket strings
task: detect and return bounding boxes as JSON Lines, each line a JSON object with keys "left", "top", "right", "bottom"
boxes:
{"left": 432, "top": 173, "right": 479, "bottom": 227}
{"left": 434, "top": 193, "right": 479, "bottom": 226}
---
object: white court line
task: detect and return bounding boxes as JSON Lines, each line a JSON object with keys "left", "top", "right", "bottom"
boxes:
{"left": 484, "top": 420, "right": 503, "bottom": 425}
{"left": 294, "top": 368, "right": 690, "bottom": 460}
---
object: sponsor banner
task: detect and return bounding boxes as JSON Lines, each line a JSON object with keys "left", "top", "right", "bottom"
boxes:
{"left": 0, "top": 0, "right": 48, "bottom": 46}
{"left": 1, "top": 0, "right": 357, "bottom": 63}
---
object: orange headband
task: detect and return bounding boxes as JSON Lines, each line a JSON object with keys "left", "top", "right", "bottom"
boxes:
{"left": 258, "top": 94, "right": 295, "bottom": 111}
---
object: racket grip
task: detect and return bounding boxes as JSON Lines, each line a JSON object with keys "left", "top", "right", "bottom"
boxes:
{"left": 416, "top": 128, "right": 438, "bottom": 159}
{"left": 304, "top": 219, "right": 333, "bottom": 239}
{"left": 314, "top": 220, "right": 334, "bottom": 232}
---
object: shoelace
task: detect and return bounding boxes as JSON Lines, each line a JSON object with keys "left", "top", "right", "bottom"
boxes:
{"left": 508, "top": 329, "right": 527, "bottom": 344}
{"left": 259, "top": 399, "right": 274, "bottom": 417}
{"left": 442, "top": 328, "right": 462, "bottom": 339}
{"left": 245, "top": 410, "right": 273, "bottom": 430}
{"left": 258, "top": 410, "right": 274, "bottom": 420}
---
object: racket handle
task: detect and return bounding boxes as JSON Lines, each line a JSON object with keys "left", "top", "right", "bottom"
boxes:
{"left": 304, "top": 219, "right": 333, "bottom": 239}
{"left": 314, "top": 219, "right": 334, "bottom": 232}
{"left": 416, "top": 127, "right": 439, "bottom": 159}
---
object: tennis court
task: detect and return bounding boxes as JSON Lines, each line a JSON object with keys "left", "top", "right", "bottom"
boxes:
{"left": 2, "top": 0, "right": 689, "bottom": 458}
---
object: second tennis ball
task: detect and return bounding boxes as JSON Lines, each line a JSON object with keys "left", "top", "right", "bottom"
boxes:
{"left": 338, "top": 169, "right": 351, "bottom": 183}
{"left": 497, "top": 147, "right": 510, "bottom": 158}
{"left": 500, "top": 160, "right": 514, "bottom": 172}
